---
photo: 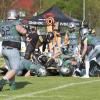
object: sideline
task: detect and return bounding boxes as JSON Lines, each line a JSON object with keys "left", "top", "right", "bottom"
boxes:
{"left": 5, "top": 79, "right": 100, "bottom": 100}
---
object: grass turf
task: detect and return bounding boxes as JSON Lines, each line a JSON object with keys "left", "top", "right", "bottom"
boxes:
{"left": 0, "top": 57, "right": 5, "bottom": 67}
{"left": 0, "top": 76, "right": 100, "bottom": 100}
{"left": 0, "top": 57, "right": 100, "bottom": 100}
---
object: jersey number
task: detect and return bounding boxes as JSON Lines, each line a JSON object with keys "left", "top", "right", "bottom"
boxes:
{"left": 1, "top": 26, "right": 10, "bottom": 36}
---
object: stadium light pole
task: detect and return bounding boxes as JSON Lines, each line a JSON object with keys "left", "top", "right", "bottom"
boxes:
{"left": 83, "top": 0, "right": 86, "bottom": 21}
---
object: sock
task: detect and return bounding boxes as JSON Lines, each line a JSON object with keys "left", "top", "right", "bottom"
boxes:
{"left": 9, "top": 77, "right": 16, "bottom": 90}
{"left": 1, "top": 76, "right": 10, "bottom": 85}
{"left": 85, "top": 60, "right": 90, "bottom": 76}
{"left": 0, "top": 78, "right": 7, "bottom": 85}
{"left": 9, "top": 79, "right": 15, "bottom": 85}
{"left": 3, "top": 76, "right": 9, "bottom": 81}
{"left": 9, "top": 81, "right": 16, "bottom": 90}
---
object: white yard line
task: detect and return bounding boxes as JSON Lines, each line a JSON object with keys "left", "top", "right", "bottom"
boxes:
{"left": 22, "top": 95, "right": 67, "bottom": 98}
{"left": 0, "top": 95, "right": 8, "bottom": 97}
{"left": 4, "top": 79, "right": 100, "bottom": 100}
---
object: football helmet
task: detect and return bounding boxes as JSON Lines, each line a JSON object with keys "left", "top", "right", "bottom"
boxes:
{"left": 59, "top": 60, "right": 74, "bottom": 76}
{"left": 68, "top": 22, "right": 76, "bottom": 33}
{"left": 60, "top": 67, "right": 72, "bottom": 76}
{"left": 38, "top": 54, "right": 48, "bottom": 65}
{"left": 7, "top": 10, "right": 18, "bottom": 19}
{"left": 37, "top": 67, "right": 47, "bottom": 77}
{"left": 80, "top": 28, "right": 89, "bottom": 40}
{"left": 69, "top": 22, "right": 76, "bottom": 28}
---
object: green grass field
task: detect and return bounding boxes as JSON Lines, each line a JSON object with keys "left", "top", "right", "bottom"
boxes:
{"left": 0, "top": 76, "right": 100, "bottom": 100}
{"left": 0, "top": 57, "right": 5, "bottom": 67}
{"left": 0, "top": 57, "right": 100, "bottom": 100}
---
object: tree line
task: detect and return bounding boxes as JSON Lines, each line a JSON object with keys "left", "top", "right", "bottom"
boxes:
{"left": 0, "top": 0, "right": 100, "bottom": 27}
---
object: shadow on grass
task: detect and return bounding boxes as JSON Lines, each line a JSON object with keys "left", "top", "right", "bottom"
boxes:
{"left": 16, "top": 81, "right": 32, "bottom": 90}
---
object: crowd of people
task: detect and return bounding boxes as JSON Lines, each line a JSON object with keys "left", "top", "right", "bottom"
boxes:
{"left": 0, "top": 9, "right": 100, "bottom": 91}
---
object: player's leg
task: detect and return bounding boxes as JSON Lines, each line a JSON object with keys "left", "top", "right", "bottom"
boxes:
{"left": 0, "top": 48, "right": 20, "bottom": 91}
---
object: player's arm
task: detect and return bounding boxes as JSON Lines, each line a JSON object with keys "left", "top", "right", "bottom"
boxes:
{"left": 16, "top": 24, "right": 27, "bottom": 35}
{"left": 64, "top": 33, "right": 69, "bottom": 45}
{"left": 24, "top": 70, "right": 31, "bottom": 77}
{"left": 81, "top": 38, "right": 88, "bottom": 58}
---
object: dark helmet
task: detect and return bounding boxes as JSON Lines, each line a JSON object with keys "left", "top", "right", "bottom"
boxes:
{"left": 46, "top": 58, "right": 57, "bottom": 67}
{"left": 38, "top": 54, "right": 48, "bottom": 65}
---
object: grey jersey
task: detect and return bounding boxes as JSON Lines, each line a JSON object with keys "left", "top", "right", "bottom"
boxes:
{"left": 87, "top": 35, "right": 100, "bottom": 47}
{"left": 0, "top": 20, "right": 22, "bottom": 42}
{"left": 92, "top": 36, "right": 100, "bottom": 46}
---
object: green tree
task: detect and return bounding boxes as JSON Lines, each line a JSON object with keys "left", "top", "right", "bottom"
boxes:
{"left": 55, "top": 0, "right": 82, "bottom": 20}
{"left": 0, "top": 0, "right": 100, "bottom": 27}
{"left": 86, "top": 0, "right": 100, "bottom": 27}
{"left": 0, "top": 0, "right": 13, "bottom": 19}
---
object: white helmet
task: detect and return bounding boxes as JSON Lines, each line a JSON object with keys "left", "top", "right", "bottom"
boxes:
{"left": 60, "top": 67, "right": 71, "bottom": 76}
{"left": 68, "top": 22, "right": 76, "bottom": 32}
{"left": 80, "top": 28, "right": 89, "bottom": 40}
{"left": 37, "top": 67, "right": 47, "bottom": 77}
{"left": 7, "top": 10, "right": 18, "bottom": 19}
{"left": 68, "top": 22, "right": 76, "bottom": 28}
